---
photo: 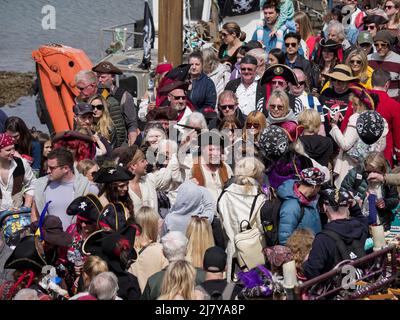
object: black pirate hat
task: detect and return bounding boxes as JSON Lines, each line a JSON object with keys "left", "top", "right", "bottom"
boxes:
{"left": 97, "top": 202, "right": 128, "bottom": 232}
{"left": 260, "top": 64, "right": 298, "bottom": 86}
{"left": 66, "top": 193, "right": 103, "bottom": 224}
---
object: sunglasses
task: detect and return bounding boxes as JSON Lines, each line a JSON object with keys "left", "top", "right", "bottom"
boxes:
{"left": 246, "top": 123, "right": 260, "bottom": 129}
{"left": 272, "top": 80, "right": 285, "bottom": 86}
{"left": 77, "top": 83, "right": 95, "bottom": 91}
{"left": 240, "top": 67, "right": 255, "bottom": 72}
{"left": 91, "top": 104, "right": 104, "bottom": 111}
{"left": 360, "top": 43, "right": 372, "bottom": 48}
{"left": 270, "top": 104, "right": 284, "bottom": 111}
{"left": 297, "top": 80, "right": 306, "bottom": 86}
{"left": 350, "top": 59, "right": 362, "bottom": 65}
{"left": 385, "top": 5, "right": 394, "bottom": 9}
{"left": 170, "top": 94, "right": 187, "bottom": 101}
{"left": 220, "top": 32, "right": 230, "bottom": 37}
{"left": 285, "top": 42, "right": 297, "bottom": 48}
{"left": 219, "top": 104, "right": 235, "bottom": 111}
{"left": 374, "top": 42, "right": 388, "bottom": 48}
{"left": 366, "top": 25, "right": 377, "bottom": 30}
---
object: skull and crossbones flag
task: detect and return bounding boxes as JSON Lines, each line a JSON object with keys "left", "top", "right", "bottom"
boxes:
{"left": 139, "top": 0, "right": 155, "bottom": 70}
{"left": 220, "top": 0, "right": 260, "bottom": 17}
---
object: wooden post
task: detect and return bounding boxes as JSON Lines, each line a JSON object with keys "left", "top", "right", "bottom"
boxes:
{"left": 158, "top": 0, "right": 183, "bottom": 66}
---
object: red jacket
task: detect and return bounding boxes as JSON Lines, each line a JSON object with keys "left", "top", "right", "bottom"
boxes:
{"left": 369, "top": 89, "right": 400, "bottom": 167}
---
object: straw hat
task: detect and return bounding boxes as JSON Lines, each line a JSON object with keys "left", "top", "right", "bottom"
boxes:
{"left": 322, "top": 64, "right": 358, "bottom": 82}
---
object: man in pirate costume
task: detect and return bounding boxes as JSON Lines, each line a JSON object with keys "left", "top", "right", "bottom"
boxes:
{"left": 188, "top": 131, "right": 233, "bottom": 201}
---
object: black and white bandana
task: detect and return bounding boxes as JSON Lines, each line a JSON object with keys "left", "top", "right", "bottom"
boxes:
{"left": 259, "top": 125, "right": 289, "bottom": 159}
{"left": 356, "top": 111, "right": 384, "bottom": 145}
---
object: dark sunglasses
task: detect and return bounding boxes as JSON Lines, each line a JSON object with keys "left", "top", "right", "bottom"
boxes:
{"left": 366, "top": 24, "right": 377, "bottom": 30}
{"left": 285, "top": 42, "right": 297, "bottom": 48}
{"left": 91, "top": 104, "right": 104, "bottom": 111}
{"left": 246, "top": 123, "right": 260, "bottom": 129}
{"left": 360, "top": 43, "right": 372, "bottom": 48}
{"left": 385, "top": 5, "right": 394, "bottom": 9}
{"left": 297, "top": 80, "right": 306, "bottom": 86}
{"left": 374, "top": 42, "right": 388, "bottom": 48}
{"left": 219, "top": 104, "right": 235, "bottom": 110}
{"left": 240, "top": 67, "right": 255, "bottom": 72}
{"left": 170, "top": 94, "right": 187, "bottom": 101}
{"left": 272, "top": 80, "right": 285, "bottom": 86}
{"left": 350, "top": 59, "right": 362, "bottom": 65}
{"left": 270, "top": 104, "right": 284, "bottom": 111}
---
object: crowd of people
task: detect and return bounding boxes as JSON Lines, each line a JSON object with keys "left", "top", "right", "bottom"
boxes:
{"left": 0, "top": 0, "right": 400, "bottom": 300}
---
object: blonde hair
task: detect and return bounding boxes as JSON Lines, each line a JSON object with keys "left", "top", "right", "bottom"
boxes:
{"left": 76, "top": 159, "right": 98, "bottom": 176}
{"left": 234, "top": 157, "right": 265, "bottom": 190}
{"left": 185, "top": 217, "right": 215, "bottom": 269}
{"left": 242, "top": 111, "right": 267, "bottom": 142}
{"left": 159, "top": 260, "right": 197, "bottom": 300}
{"left": 135, "top": 206, "right": 159, "bottom": 243}
{"left": 345, "top": 49, "right": 369, "bottom": 84}
{"left": 364, "top": 152, "right": 387, "bottom": 174}
{"left": 82, "top": 256, "right": 109, "bottom": 287}
{"left": 294, "top": 11, "right": 314, "bottom": 41}
{"left": 286, "top": 229, "right": 315, "bottom": 270}
{"left": 267, "top": 90, "right": 290, "bottom": 116}
{"left": 202, "top": 47, "right": 220, "bottom": 75}
{"left": 218, "top": 90, "right": 238, "bottom": 106}
{"left": 88, "top": 94, "right": 115, "bottom": 141}
{"left": 385, "top": 0, "right": 400, "bottom": 25}
{"left": 297, "top": 109, "right": 321, "bottom": 134}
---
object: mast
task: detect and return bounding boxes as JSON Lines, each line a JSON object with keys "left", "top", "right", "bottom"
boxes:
{"left": 158, "top": 0, "right": 183, "bottom": 66}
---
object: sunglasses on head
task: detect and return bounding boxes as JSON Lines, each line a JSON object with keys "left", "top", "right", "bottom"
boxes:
{"left": 219, "top": 104, "right": 235, "bottom": 111}
{"left": 285, "top": 42, "right": 297, "bottom": 48}
{"left": 246, "top": 122, "right": 260, "bottom": 129}
{"left": 91, "top": 104, "right": 104, "bottom": 111}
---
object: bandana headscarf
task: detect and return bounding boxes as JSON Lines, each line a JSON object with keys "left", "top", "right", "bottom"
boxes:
{"left": 0, "top": 133, "right": 15, "bottom": 150}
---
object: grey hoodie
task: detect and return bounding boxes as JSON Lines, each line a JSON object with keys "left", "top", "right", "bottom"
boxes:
{"left": 163, "top": 181, "right": 216, "bottom": 235}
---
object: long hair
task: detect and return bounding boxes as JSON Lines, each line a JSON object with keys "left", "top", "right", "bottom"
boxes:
{"left": 345, "top": 49, "right": 369, "bottom": 84}
{"left": 35, "top": 132, "right": 51, "bottom": 176}
{"left": 185, "top": 217, "right": 214, "bottom": 269}
{"left": 222, "top": 22, "right": 246, "bottom": 41}
{"left": 99, "top": 182, "right": 134, "bottom": 218}
{"left": 135, "top": 206, "right": 159, "bottom": 243}
{"left": 242, "top": 111, "right": 267, "bottom": 142}
{"left": 159, "top": 260, "right": 197, "bottom": 300}
{"left": 201, "top": 47, "right": 220, "bottom": 75}
{"left": 385, "top": 0, "right": 400, "bottom": 25}
{"left": 294, "top": 11, "right": 314, "bottom": 41}
{"left": 5, "top": 116, "right": 34, "bottom": 155}
{"left": 88, "top": 94, "right": 114, "bottom": 142}
{"left": 234, "top": 156, "right": 265, "bottom": 192}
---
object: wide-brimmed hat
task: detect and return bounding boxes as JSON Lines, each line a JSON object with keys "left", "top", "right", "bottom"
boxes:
{"left": 299, "top": 167, "right": 326, "bottom": 186}
{"left": 66, "top": 193, "right": 103, "bottom": 224}
{"left": 356, "top": 111, "right": 385, "bottom": 145}
{"left": 260, "top": 64, "right": 298, "bottom": 86}
{"left": 363, "top": 14, "right": 389, "bottom": 26}
{"left": 97, "top": 202, "right": 128, "bottom": 231}
{"left": 92, "top": 61, "right": 123, "bottom": 75}
{"left": 31, "top": 215, "right": 73, "bottom": 247}
{"left": 5, "top": 235, "right": 47, "bottom": 273}
{"left": 82, "top": 230, "right": 136, "bottom": 274}
{"left": 157, "top": 80, "right": 190, "bottom": 95}
{"left": 323, "top": 64, "right": 358, "bottom": 82}
{"left": 93, "top": 165, "right": 134, "bottom": 184}
{"left": 165, "top": 63, "right": 191, "bottom": 81}
{"left": 319, "top": 38, "right": 342, "bottom": 51}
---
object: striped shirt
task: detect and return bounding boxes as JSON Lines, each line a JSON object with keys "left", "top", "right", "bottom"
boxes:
{"left": 368, "top": 51, "right": 400, "bottom": 101}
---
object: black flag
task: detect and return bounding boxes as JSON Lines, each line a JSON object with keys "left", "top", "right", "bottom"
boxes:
{"left": 220, "top": 0, "right": 260, "bottom": 18}
{"left": 139, "top": 0, "right": 155, "bottom": 70}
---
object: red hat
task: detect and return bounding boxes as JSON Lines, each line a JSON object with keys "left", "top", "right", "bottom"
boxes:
{"left": 0, "top": 133, "right": 15, "bottom": 149}
{"left": 156, "top": 63, "right": 173, "bottom": 75}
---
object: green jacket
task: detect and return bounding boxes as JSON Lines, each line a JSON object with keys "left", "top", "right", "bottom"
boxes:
{"left": 141, "top": 266, "right": 205, "bottom": 300}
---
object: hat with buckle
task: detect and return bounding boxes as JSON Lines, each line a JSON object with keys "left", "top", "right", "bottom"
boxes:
{"left": 92, "top": 61, "right": 123, "bottom": 75}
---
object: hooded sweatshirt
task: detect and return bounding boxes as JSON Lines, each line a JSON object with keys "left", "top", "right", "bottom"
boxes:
{"left": 162, "top": 181, "right": 216, "bottom": 235}
{"left": 299, "top": 134, "right": 334, "bottom": 167}
{"left": 302, "top": 205, "right": 368, "bottom": 279}
{"left": 277, "top": 179, "right": 322, "bottom": 245}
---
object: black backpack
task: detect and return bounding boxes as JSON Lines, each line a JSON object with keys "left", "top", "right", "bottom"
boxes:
{"left": 321, "top": 229, "right": 366, "bottom": 265}
{"left": 260, "top": 189, "right": 305, "bottom": 247}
